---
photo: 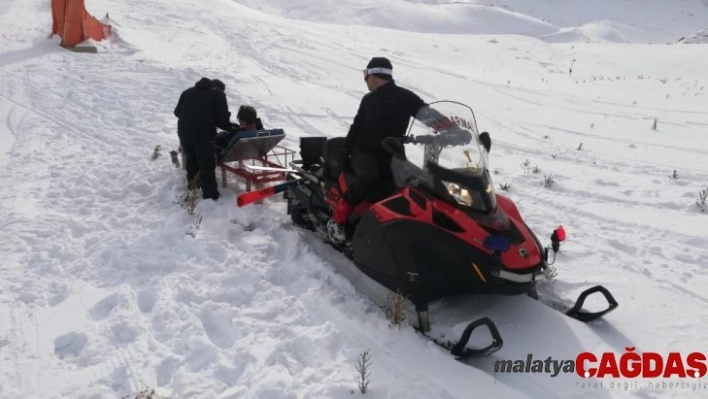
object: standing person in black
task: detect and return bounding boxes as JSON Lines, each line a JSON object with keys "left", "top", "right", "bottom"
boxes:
{"left": 329, "top": 57, "right": 425, "bottom": 242}
{"left": 174, "top": 78, "right": 233, "bottom": 200}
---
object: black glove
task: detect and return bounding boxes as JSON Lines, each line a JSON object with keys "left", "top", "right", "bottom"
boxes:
{"left": 446, "top": 126, "right": 473, "bottom": 146}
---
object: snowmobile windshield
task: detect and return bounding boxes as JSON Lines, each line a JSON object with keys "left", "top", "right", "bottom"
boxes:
{"left": 403, "top": 101, "right": 496, "bottom": 213}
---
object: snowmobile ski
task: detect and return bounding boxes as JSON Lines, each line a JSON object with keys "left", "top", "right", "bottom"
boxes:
{"left": 563, "top": 285, "right": 619, "bottom": 322}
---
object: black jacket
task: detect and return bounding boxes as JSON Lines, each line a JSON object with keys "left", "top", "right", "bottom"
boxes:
{"left": 344, "top": 80, "right": 425, "bottom": 156}
{"left": 174, "top": 78, "right": 232, "bottom": 139}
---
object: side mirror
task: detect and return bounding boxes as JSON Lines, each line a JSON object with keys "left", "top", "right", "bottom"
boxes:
{"left": 479, "top": 132, "right": 491, "bottom": 153}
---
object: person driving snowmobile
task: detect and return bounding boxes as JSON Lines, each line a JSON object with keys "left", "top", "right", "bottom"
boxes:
{"left": 329, "top": 57, "right": 426, "bottom": 242}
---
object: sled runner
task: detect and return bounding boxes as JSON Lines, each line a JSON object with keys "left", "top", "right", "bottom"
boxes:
{"left": 236, "top": 100, "right": 619, "bottom": 359}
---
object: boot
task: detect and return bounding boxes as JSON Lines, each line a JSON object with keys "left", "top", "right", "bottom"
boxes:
{"left": 328, "top": 220, "right": 346, "bottom": 243}
{"left": 333, "top": 198, "right": 354, "bottom": 224}
{"left": 329, "top": 199, "right": 354, "bottom": 243}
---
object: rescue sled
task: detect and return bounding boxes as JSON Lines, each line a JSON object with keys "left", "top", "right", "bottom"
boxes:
{"left": 179, "top": 128, "right": 296, "bottom": 192}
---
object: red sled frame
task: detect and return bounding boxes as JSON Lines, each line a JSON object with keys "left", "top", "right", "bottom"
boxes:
{"left": 178, "top": 133, "right": 295, "bottom": 195}
{"left": 217, "top": 145, "right": 295, "bottom": 192}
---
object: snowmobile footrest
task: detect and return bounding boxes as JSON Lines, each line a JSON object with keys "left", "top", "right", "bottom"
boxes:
{"left": 566, "top": 285, "right": 619, "bottom": 322}
{"left": 451, "top": 317, "right": 503, "bottom": 359}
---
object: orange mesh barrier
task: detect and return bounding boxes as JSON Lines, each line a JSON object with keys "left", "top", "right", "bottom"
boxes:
{"left": 51, "top": 0, "right": 111, "bottom": 47}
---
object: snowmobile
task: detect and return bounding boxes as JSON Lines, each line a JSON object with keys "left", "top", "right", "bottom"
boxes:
{"left": 238, "top": 100, "right": 618, "bottom": 358}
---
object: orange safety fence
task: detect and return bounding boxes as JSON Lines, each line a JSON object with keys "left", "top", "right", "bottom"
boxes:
{"left": 51, "top": 0, "right": 111, "bottom": 47}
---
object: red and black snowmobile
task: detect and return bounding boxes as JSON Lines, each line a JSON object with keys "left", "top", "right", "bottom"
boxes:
{"left": 240, "top": 100, "right": 618, "bottom": 358}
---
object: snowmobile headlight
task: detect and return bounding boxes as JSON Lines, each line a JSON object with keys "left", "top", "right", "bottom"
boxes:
{"left": 445, "top": 182, "right": 474, "bottom": 207}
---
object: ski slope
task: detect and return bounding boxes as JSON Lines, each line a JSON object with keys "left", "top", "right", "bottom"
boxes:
{"left": 231, "top": 0, "right": 708, "bottom": 43}
{"left": 1, "top": 0, "right": 707, "bottom": 398}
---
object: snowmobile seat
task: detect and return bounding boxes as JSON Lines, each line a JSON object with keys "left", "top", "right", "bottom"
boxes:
{"left": 322, "top": 137, "right": 347, "bottom": 181}
{"left": 217, "top": 129, "right": 285, "bottom": 163}
{"left": 299, "top": 136, "right": 328, "bottom": 169}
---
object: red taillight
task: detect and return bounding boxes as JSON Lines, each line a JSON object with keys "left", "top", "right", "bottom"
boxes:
{"left": 550, "top": 226, "right": 565, "bottom": 253}
{"left": 554, "top": 226, "right": 566, "bottom": 242}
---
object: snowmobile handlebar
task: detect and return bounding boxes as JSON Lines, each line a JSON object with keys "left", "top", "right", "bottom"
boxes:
{"left": 404, "top": 131, "right": 491, "bottom": 152}
{"left": 381, "top": 130, "right": 482, "bottom": 161}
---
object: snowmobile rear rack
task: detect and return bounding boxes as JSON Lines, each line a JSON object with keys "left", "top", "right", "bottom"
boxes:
{"left": 566, "top": 285, "right": 619, "bottom": 322}
{"left": 450, "top": 317, "right": 504, "bottom": 359}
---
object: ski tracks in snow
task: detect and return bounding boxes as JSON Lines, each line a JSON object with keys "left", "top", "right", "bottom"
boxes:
{"left": 473, "top": 72, "right": 708, "bottom": 362}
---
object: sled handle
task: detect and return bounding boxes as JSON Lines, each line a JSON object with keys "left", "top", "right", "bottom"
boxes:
{"left": 451, "top": 317, "right": 504, "bottom": 359}
{"left": 566, "top": 285, "right": 619, "bottom": 322}
{"left": 236, "top": 179, "right": 300, "bottom": 207}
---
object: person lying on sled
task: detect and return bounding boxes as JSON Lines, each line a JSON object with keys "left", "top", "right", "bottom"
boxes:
{"left": 214, "top": 105, "right": 264, "bottom": 151}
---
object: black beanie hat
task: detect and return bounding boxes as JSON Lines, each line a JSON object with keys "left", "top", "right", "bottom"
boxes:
{"left": 366, "top": 57, "right": 393, "bottom": 80}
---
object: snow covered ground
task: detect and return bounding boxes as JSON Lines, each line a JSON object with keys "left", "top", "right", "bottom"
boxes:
{"left": 1, "top": 0, "right": 707, "bottom": 398}
{"left": 231, "top": 0, "right": 708, "bottom": 43}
